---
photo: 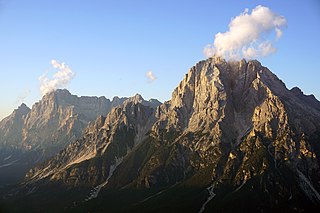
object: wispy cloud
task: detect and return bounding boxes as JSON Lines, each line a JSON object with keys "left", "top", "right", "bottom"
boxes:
{"left": 16, "top": 88, "right": 30, "bottom": 104}
{"left": 204, "top": 5, "right": 287, "bottom": 60}
{"left": 146, "top": 71, "right": 157, "bottom": 82}
{"left": 39, "top": 59, "right": 75, "bottom": 96}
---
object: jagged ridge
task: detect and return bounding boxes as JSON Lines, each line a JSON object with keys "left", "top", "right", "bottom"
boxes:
{"left": 6, "top": 57, "right": 320, "bottom": 212}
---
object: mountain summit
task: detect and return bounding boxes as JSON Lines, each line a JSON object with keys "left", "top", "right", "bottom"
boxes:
{"left": 21, "top": 89, "right": 114, "bottom": 154}
{"left": 0, "top": 90, "right": 133, "bottom": 188}
{"left": 3, "top": 57, "right": 320, "bottom": 212}
{"left": 0, "top": 89, "right": 125, "bottom": 157}
{"left": 0, "top": 103, "right": 30, "bottom": 148}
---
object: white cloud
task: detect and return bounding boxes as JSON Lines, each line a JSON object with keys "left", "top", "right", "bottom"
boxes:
{"left": 204, "top": 5, "right": 287, "bottom": 60}
{"left": 275, "top": 28, "right": 283, "bottom": 40}
{"left": 242, "top": 41, "right": 277, "bottom": 58}
{"left": 146, "top": 71, "right": 157, "bottom": 82}
{"left": 39, "top": 59, "right": 75, "bottom": 96}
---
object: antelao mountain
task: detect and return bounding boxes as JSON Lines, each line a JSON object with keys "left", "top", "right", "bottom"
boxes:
{"left": 0, "top": 57, "right": 319, "bottom": 212}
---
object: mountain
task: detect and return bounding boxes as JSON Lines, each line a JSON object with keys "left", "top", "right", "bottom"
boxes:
{"left": 3, "top": 57, "right": 320, "bottom": 212}
{"left": 25, "top": 94, "right": 160, "bottom": 186}
{"left": 0, "top": 103, "right": 30, "bottom": 149}
{"left": 22, "top": 89, "right": 115, "bottom": 155}
{"left": 0, "top": 104, "right": 32, "bottom": 186}
{"left": 102, "top": 57, "right": 320, "bottom": 212}
{"left": 0, "top": 89, "right": 131, "bottom": 156}
{"left": 0, "top": 90, "right": 129, "bottom": 188}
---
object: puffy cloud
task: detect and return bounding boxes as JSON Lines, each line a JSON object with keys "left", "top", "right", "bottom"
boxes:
{"left": 204, "top": 5, "right": 287, "bottom": 60}
{"left": 243, "top": 41, "right": 277, "bottom": 58}
{"left": 39, "top": 59, "right": 75, "bottom": 96}
{"left": 146, "top": 71, "right": 157, "bottom": 82}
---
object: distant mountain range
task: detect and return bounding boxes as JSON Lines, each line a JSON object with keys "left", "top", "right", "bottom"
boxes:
{"left": 1, "top": 57, "right": 320, "bottom": 212}
{"left": 0, "top": 90, "right": 159, "bottom": 187}
{"left": 1, "top": 89, "right": 129, "bottom": 153}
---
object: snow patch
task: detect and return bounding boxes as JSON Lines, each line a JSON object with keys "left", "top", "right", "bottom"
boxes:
{"left": 3, "top": 155, "right": 12, "bottom": 161}
{"left": 199, "top": 185, "right": 216, "bottom": 213}
{"left": 234, "top": 180, "right": 246, "bottom": 192}
{"left": 0, "top": 159, "right": 19, "bottom": 168}
{"left": 85, "top": 157, "right": 123, "bottom": 201}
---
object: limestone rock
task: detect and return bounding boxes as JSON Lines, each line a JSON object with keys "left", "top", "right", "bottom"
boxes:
{"left": 0, "top": 103, "right": 30, "bottom": 148}
{"left": 25, "top": 96, "right": 159, "bottom": 186}
{"left": 15, "top": 57, "right": 320, "bottom": 211}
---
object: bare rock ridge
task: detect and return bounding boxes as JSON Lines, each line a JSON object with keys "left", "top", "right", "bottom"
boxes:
{"left": 0, "top": 91, "right": 161, "bottom": 200}
{"left": 110, "top": 57, "right": 320, "bottom": 212}
{"left": 26, "top": 98, "right": 160, "bottom": 185}
{"left": 21, "top": 89, "right": 113, "bottom": 155}
{"left": 0, "top": 89, "right": 126, "bottom": 156}
{"left": 290, "top": 86, "right": 320, "bottom": 111}
{"left": 0, "top": 91, "right": 122, "bottom": 188}
{"left": 155, "top": 57, "right": 319, "bottom": 134}
{"left": 0, "top": 103, "right": 30, "bottom": 148}
{"left": 19, "top": 57, "right": 320, "bottom": 212}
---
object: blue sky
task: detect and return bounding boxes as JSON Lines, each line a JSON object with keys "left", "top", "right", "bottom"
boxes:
{"left": 0, "top": 0, "right": 320, "bottom": 120}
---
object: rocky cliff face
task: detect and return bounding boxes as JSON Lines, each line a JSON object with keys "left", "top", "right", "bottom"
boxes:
{"left": 0, "top": 90, "right": 131, "bottom": 189}
{"left": 22, "top": 89, "right": 113, "bottom": 155}
{"left": 0, "top": 103, "right": 30, "bottom": 149}
{"left": 10, "top": 57, "right": 320, "bottom": 212}
{"left": 145, "top": 57, "right": 320, "bottom": 211}
{"left": 0, "top": 89, "right": 128, "bottom": 157}
{"left": 25, "top": 95, "right": 160, "bottom": 187}
{"left": 100, "top": 58, "right": 319, "bottom": 201}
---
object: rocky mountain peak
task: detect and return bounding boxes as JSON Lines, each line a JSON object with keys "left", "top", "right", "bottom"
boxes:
{"left": 25, "top": 94, "right": 158, "bottom": 185}
{"left": 17, "top": 89, "right": 128, "bottom": 156}
{"left": 51, "top": 88, "right": 72, "bottom": 96}
{"left": 153, "top": 57, "right": 320, "bottom": 154}
{"left": 0, "top": 103, "right": 30, "bottom": 126}
{"left": 290, "top": 86, "right": 320, "bottom": 112}
{"left": 40, "top": 89, "right": 76, "bottom": 108}
{"left": 10, "top": 57, "right": 320, "bottom": 212}
{"left": 158, "top": 57, "right": 275, "bottom": 133}
{"left": 0, "top": 104, "right": 30, "bottom": 148}
{"left": 17, "top": 103, "right": 30, "bottom": 113}
{"left": 6, "top": 103, "right": 31, "bottom": 121}
{"left": 290, "top": 86, "right": 303, "bottom": 96}
{"left": 121, "top": 93, "right": 161, "bottom": 109}
{"left": 0, "top": 89, "right": 131, "bottom": 156}
{"left": 111, "top": 96, "right": 127, "bottom": 107}
{"left": 126, "top": 93, "right": 144, "bottom": 104}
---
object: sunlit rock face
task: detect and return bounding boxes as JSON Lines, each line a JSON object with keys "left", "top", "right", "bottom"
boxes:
{"left": 25, "top": 95, "right": 160, "bottom": 186}
{"left": 21, "top": 89, "right": 114, "bottom": 155}
{"left": 0, "top": 103, "right": 30, "bottom": 149}
{"left": 0, "top": 89, "right": 129, "bottom": 157}
{"left": 12, "top": 57, "right": 320, "bottom": 212}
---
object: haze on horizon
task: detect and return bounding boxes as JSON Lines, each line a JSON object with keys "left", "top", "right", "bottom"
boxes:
{"left": 1, "top": 0, "right": 320, "bottom": 121}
